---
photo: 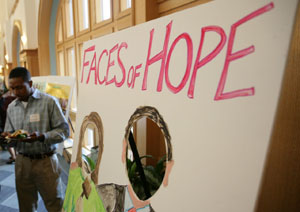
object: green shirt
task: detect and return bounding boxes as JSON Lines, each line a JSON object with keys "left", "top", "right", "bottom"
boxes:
{"left": 63, "top": 166, "right": 106, "bottom": 212}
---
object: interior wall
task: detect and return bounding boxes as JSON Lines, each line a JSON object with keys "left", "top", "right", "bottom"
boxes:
{"left": 49, "top": 0, "right": 59, "bottom": 75}
{"left": 24, "top": 0, "right": 38, "bottom": 49}
{"left": 37, "top": 0, "right": 53, "bottom": 76}
{"left": 2, "top": 0, "right": 39, "bottom": 70}
{"left": 11, "top": 23, "right": 21, "bottom": 68}
{"left": 10, "top": 0, "right": 26, "bottom": 49}
{"left": 0, "top": 37, "right": 4, "bottom": 65}
{"left": 0, "top": 1, "right": 8, "bottom": 66}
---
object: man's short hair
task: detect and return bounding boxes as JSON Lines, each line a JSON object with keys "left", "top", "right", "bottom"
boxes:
{"left": 9, "top": 67, "right": 31, "bottom": 82}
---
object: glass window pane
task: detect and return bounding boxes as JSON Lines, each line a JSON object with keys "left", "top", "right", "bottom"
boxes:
{"left": 84, "top": 127, "right": 94, "bottom": 149}
{"left": 58, "top": 19, "right": 63, "bottom": 42}
{"left": 95, "top": 0, "right": 111, "bottom": 23}
{"left": 67, "top": 47, "right": 77, "bottom": 111}
{"left": 77, "top": 43, "right": 84, "bottom": 89}
{"left": 120, "top": 0, "right": 131, "bottom": 11}
{"left": 71, "top": 83, "right": 77, "bottom": 111}
{"left": 64, "top": 0, "right": 74, "bottom": 37}
{"left": 67, "top": 47, "right": 76, "bottom": 77}
{"left": 58, "top": 51, "right": 65, "bottom": 76}
{"left": 78, "top": 0, "right": 89, "bottom": 31}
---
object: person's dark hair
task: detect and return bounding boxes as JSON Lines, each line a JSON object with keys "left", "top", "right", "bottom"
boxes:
{"left": 9, "top": 67, "right": 31, "bottom": 82}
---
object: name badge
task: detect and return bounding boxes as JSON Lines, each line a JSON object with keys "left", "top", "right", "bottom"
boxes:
{"left": 30, "top": 114, "right": 40, "bottom": 122}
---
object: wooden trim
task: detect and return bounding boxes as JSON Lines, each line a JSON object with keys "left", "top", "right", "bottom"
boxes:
{"left": 115, "top": 14, "right": 134, "bottom": 31}
{"left": 134, "top": 0, "right": 158, "bottom": 25}
{"left": 145, "top": 0, "right": 158, "bottom": 22}
{"left": 112, "top": 0, "right": 119, "bottom": 20}
{"left": 92, "top": 18, "right": 113, "bottom": 30}
{"left": 19, "top": 49, "right": 39, "bottom": 76}
{"left": 158, "top": 0, "right": 199, "bottom": 13}
{"left": 158, "top": 0, "right": 211, "bottom": 17}
{"left": 75, "top": 42, "right": 82, "bottom": 97}
{"left": 90, "top": 24, "right": 114, "bottom": 39}
{"left": 75, "top": 33, "right": 91, "bottom": 44}
{"left": 255, "top": 3, "right": 300, "bottom": 211}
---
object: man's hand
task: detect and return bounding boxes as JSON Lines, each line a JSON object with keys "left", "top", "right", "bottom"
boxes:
{"left": 1, "top": 132, "right": 11, "bottom": 138}
{"left": 21, "top": 132, "right": 45, "bottom": 143}
{"left": 0, "top": 132, "right": 11, "bottom": 143}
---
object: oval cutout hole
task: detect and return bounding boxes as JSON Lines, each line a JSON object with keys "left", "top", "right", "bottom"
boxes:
{"left": 126, "top": 116, "right": 167, "bottom": 200}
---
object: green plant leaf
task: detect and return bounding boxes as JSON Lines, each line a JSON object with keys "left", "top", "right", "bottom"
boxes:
{"left": 127, "top": 154, "right": 168, "bottom": 200}
{"left": 127, "top": 159, "right": 133, "bottom": 171}
{"left": 82, "top": 154, "right": 96, "bottom": 171}
{"left": 155, "top": 155, "right": 166, "bottom": 176}
{"left": 144, "top": 167, "right": 161, "bottom": 188}
{"left": 128, "top": 162, "right": 137, "bottom": 179}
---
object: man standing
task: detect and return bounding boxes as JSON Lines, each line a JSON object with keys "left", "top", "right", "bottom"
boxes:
{"left": 3, "top": 67, "right": 69, "bottom": 212}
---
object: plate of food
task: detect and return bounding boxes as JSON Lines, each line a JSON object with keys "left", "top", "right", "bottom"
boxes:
{"left": 4, "top": 129, "right": 30, "bottom": 143}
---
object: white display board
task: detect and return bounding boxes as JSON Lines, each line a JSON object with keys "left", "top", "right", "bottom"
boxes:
{"left": 32, "top": 76, "right": 76, "bottom": 155}
{"left": 32, "top": 76, "right": 75, "bottom": 119}
{"left": 71, "top": 0, "right": 298, "bottom": 211}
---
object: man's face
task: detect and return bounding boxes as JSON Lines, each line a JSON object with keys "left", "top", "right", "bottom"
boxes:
{"left": 9, "top": 77, "right": 32, "bottom": 101}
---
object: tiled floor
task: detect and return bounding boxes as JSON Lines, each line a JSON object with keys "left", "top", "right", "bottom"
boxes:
{"left": 0, "top": 149, "right": 69, "bottom": 212}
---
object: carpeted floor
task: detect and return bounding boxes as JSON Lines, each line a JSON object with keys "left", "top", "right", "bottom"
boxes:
{"left": 0, "top": 149, "right": 69, "bottom": 212}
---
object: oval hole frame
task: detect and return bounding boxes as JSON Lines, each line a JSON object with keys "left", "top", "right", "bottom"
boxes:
{"left": 124, "top": 106, "right": 173, "bottom": 200}
{"left": 76, "top": 112, "right": 104, "bottom": 185}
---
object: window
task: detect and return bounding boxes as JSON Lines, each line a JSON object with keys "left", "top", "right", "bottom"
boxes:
{"left": 120, "top": 0, "right": 131, "bottom": 11}
{"left": 77, "top": 0, "right": 89, "bottom": 31}
{"left": 67, "top": 47, "right": 77, "bottom": 110}
{"left": 78, "top": 43, "right": 84, "bottom": 70}
{"left": 57, "top": 19, "right": 63, "bottom": 43}
{"left": 56, "top": 0, "right": 135, "bottom": 123}
{"left": 58, "top": 51, "right": 65, "bottom": 76}
{"left": 66, "top": 47, "right": 76, "bottom": 77}
{"left": 84, "top": 125, "right": 95, "bottom": 150}
{"left": 95, "top": 0, "right": 111, "bottom": 23}
{"left": 64, "top": 0, "right": 74, "bottom": 38}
